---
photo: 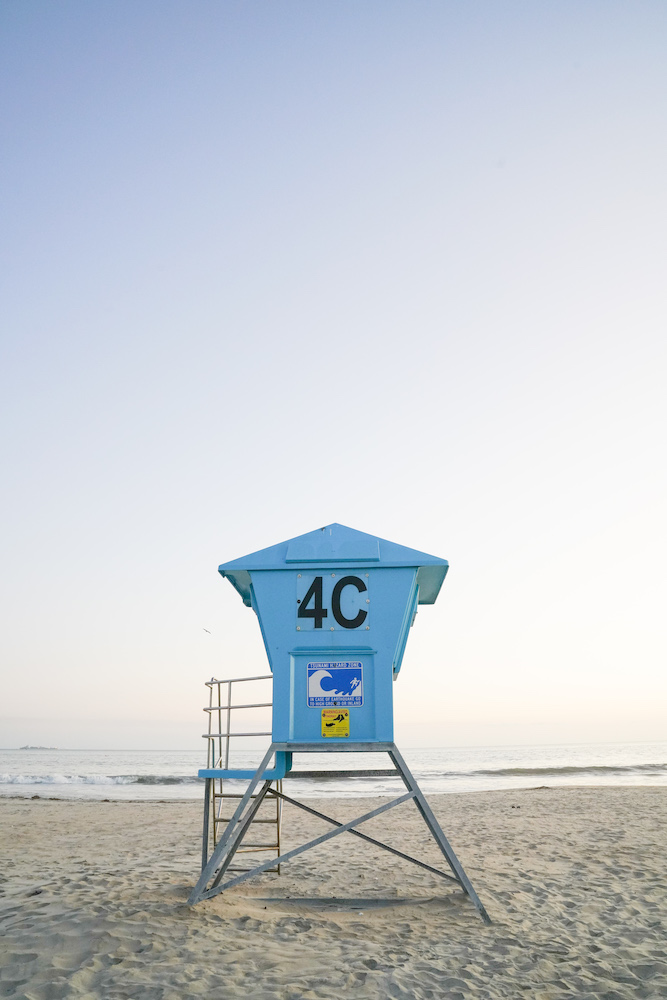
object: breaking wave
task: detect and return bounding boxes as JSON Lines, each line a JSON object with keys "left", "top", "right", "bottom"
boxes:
{"left": 465, "top": 763, "right": 667, "bottom": 778}
{"left": 0, "top": 773, "right": 201, "bottom": 786}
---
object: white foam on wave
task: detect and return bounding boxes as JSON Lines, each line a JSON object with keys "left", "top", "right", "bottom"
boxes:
{"left": 0, "top": 773, "right": 134, "bottom": 785}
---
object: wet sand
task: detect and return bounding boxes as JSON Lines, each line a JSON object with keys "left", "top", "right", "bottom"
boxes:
{"left": 1, "top": 786, "right": 666, "bottom": 999}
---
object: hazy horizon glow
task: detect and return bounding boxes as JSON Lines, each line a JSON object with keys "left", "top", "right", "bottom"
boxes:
{"left": 1, "top": 1, "right": 665, "bottom": 751}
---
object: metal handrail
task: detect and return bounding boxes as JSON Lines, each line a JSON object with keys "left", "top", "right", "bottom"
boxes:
{"left": 204, "top": 675, "right": 273, "bottom": 770}
{"left": 203, "top": 674, "right": 281, "bottom": 868}
{"left": 203, "top": 702, "right": 271, "bottom": 712}
{"left": 205, "top": 674, "right": 272, "bottom": 686}
{"left": 204, "top": 732, "right": 272, "bottom": 739}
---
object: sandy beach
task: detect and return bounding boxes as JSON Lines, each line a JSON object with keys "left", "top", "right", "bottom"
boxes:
{"left": 1, "top": 786, "right": 666, "bottom": 999}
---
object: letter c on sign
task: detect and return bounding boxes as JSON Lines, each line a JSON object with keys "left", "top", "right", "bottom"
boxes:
{"left": 331, "top": 576, "right": 368, "bottom": 629}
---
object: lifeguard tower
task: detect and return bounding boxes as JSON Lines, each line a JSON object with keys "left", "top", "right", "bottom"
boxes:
{"left": 189, "top": 523, "right": 490, "bottom": 922}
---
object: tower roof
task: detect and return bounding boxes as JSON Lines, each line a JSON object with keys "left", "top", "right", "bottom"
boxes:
{"left": 219, "top": 523, "right": 448, "bottom": 606}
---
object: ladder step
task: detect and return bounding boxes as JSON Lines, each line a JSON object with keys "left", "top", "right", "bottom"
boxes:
{"left": 214, "top": 817, "right": 277, "bottom": 824}
{"left": 227, "top": 867, "right": 280, "bottom": 874}
{"left": 211, "top": 792, "right": 276, "bottom": 799}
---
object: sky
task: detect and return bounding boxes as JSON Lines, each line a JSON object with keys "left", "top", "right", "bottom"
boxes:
{"left": 1, "top": 1, "right": 666, "bottom": 751}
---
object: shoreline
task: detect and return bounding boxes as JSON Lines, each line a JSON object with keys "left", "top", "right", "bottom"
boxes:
{"left": 2, "top": 787, "right": 666, "bottom": 998}
{"left": 1, "top": 779, "right": 665, "bottom": 802}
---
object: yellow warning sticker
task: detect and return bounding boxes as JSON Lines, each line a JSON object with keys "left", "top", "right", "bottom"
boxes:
{"left": 321, "top": 709, "right": 350, "bottom": 738}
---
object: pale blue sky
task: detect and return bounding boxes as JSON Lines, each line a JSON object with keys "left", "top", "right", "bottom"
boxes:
{"left": 2, "top": 1, "right": 666, "bottom": 749}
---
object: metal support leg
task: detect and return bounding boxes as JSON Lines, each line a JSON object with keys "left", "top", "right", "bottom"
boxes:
{"left": 201, "top": 777, "right": 211, "bottom": 872}
{"left": 389, "top": 745, "right": 491, "bottom": 924}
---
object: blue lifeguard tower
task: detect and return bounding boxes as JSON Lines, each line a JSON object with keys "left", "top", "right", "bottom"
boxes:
{"left": 189, "top": 523, "right": 490, "bottom": 922}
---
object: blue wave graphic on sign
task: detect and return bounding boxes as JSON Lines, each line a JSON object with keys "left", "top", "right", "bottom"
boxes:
{"left": 307, "top": 662, "right": 363, "bottom": 707}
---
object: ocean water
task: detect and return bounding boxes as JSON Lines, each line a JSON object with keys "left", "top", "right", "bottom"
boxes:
{"left": 0, "top": 740, "right": 665, "bottom": 801}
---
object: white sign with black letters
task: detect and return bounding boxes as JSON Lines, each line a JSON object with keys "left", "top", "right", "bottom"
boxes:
{"left": 296, "top": 573, "right": 370, "bottom": 631}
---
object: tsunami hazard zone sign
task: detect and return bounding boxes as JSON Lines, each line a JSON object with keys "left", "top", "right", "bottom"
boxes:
{"left": 321, "top": 709, "right": 349, "bottom": 738}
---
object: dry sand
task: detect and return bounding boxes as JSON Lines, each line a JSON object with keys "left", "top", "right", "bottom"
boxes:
{"left": 1, "top": 786, "right": 666, "bottom": 999}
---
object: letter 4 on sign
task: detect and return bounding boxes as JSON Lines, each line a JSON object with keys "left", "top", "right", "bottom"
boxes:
{"left": 307, "top": 662, "right": 363, "bottom": 707}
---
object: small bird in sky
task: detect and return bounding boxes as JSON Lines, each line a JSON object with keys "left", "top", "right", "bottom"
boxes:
{"left": 202, "top": 628, "right": 212, "bottom": 634}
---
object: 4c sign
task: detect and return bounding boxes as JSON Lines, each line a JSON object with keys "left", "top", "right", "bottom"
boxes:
{"left": 296, "top": 573, "right": 370, "bottom": 631}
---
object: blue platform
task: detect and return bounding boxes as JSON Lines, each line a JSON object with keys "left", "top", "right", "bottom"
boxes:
{"left": 198, "top": 751, "right": 292, "bottom": 781}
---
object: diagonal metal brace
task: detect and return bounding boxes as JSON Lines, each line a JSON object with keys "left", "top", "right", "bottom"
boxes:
{"left": 197, "top": 791, "right": 417, "bottom": 901}
{"left": 266, "top": 787, "right": 460, "bottom": 886}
